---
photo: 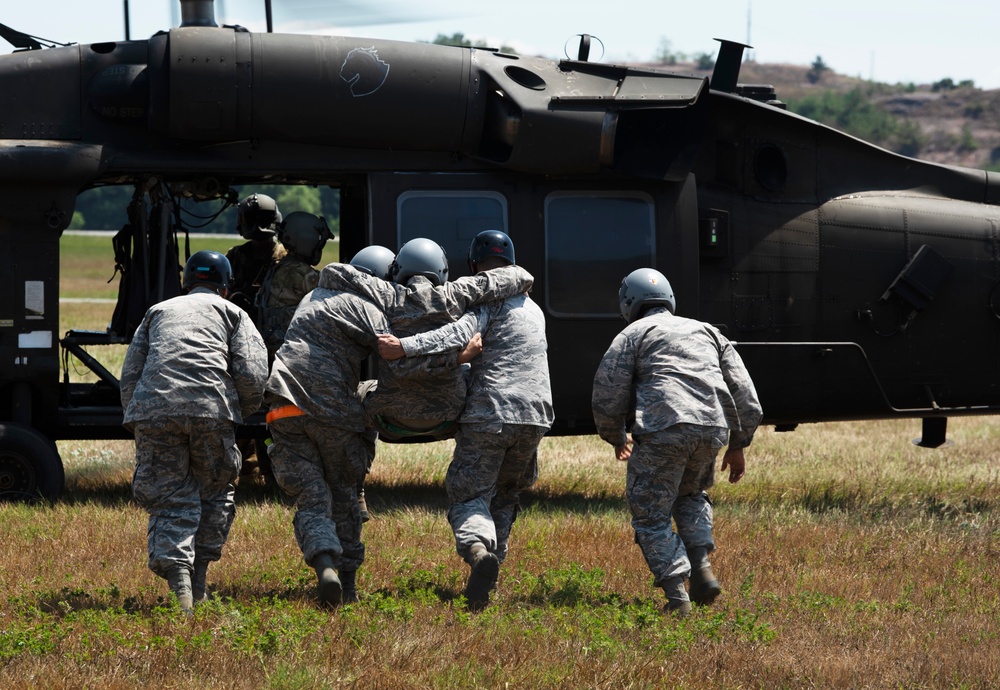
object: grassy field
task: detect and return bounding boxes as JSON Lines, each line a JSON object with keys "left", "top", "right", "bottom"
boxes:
{"left": 1, "top": 233, "right": 997, "bottom": 688}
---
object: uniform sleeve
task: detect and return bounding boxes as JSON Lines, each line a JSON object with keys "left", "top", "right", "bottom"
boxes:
{"left": 399, "top": 312, "right": 480, "bottom": 357}
{"left": 437, "top": 266, "right": 533, "bottom": 318}
{"left": 718, "top": 340, "right": 763, "bottom": 449}
{"left": 591, "top": 331, "right": 637, "bottom": 449}
{"left": 119, "top": 314, "right": 150, "bottom": 414}
{"left": 229, "top": 310, "right": 270, "bottom": 419}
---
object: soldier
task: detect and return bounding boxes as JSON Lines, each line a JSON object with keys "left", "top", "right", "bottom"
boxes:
{"left": 266, "top": 243, "right": 533, "bottom": 608}
{"left": 591, "top": 268, "right": 762, "bottom": 616}
{"left": 257, "top": 211, "right": 333, "bottom": 359}
{"left": 378, "top": 230, "right": 553, "bottom": 611}
{"left": 226, "top": 193, "right": 285, "bottom": 317}
{"left": 120, "top": 250, "right": 268, "bottom": 612}
{"left": 328, "top": 238, "right": 484, "bottom": 442}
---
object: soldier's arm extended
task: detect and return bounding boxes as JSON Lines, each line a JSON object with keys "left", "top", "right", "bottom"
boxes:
{"left": 591, "top": 330, "right": 637, "bottom": 450}
{"left": 718, "top": 340, "right": 763, "bottom": 449}
{"left": 434, "top": 265, "right": 532, "bottom": 318}
{"left": 398, "top": 311, "right": 481, "bottom": 358}
{"left": 119, "top": 315, "right": 150, "bottom": 413}
{"left": 229, "top": 310, "right": 269, "bottom": 419}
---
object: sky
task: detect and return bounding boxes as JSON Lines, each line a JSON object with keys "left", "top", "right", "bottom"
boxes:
{"left": 3, "top": 0, "right": 1000, "bottom": 89}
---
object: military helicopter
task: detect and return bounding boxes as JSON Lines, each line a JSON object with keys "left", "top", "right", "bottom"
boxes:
{"left": 2, "top": 0, "right": 999, "bottom": 502}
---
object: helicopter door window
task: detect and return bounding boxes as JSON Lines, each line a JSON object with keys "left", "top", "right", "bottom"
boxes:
{"left": 397, "top": 191, "right": 508, "bottom": 279}
{"left": 545, "top": 192, "right": 655, "bottom": 318}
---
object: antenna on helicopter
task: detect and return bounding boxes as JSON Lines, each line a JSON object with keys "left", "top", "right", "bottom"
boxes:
{"left": 564, "top": 34, "right": 605, "bottom": 62}
{"left": 0, "top": 22, "right": 71, "bottom": 51}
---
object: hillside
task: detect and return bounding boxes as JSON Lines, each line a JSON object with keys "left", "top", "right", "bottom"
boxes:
{"left": 652, "top": 59, "right": 1000, "bottom": 171}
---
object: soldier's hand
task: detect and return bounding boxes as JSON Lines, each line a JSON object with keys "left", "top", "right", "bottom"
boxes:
{"left": 721, "top": 448, "right": 745, "bottom": 483}
{"left": 458, "top": 332, "right": 483, "bottom": 364}
{"left": 615, "top": 437, "right": 632, "bottom": 461}
{"left": 377, "top": 334, "right": 405, "bottom": 360}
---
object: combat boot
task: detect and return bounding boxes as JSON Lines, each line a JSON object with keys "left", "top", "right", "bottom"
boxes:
{"left": 687, "top": 546, "right": 721, "bottom": 606}
{"left": 340, "top": 569, "right": 359, "bottom": 604}
{"left": 312, "top": 552, "right": 342, "bottom": 608}
{"left": 464, "top": 543, "right": 500, "bottom": 612}
{"left": 166, "top": 566, "right": 195, "bottom": 614}
{"left": 192, "top": 559, "right": 210, "bottom": 605}
{"left": 661, "top": 576, "right": 692, "bottom": 617}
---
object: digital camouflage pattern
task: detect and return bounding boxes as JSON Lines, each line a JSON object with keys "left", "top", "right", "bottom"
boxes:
{"left": 267, "top": 415, "right": 368, "bottom": 570}
{"left": 120, "top": 287, "right": 268, "bottom": 427}
{"left": 400, "top": 293, "right": 554, "bottom": 430}
{"left": 446, "top": 424, "right": 545, "bottom": 563}
{"left": 318, "top": 263, "right": 536, "bottom": 429}
{"left": 257, "top": 254, "right": 320, "bottom": 357}
{"left": 401, "top": 286, "right": 552, "bottom": 563}
{"left": 121, "top": 287, "right": 267, "bottom": 581}
{"left": 591, "top": 307, "right": 762, "bottom": 450}
{"left": 265, "top": 286, "right": 385, "bottom": 429}
{"left": 131, "top": 417, "right": 242, "bottom": 578}
{"left": 626, "top": 425, "right": 728, "bottom": 584}
{"left": 591, "top": 305, "right": 762, "bottom": 587}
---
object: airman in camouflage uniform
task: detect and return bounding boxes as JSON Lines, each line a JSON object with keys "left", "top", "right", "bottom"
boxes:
{"left": 267, "top": 254, "right": 533, "bottom": 607}
{"left": 382, "top": 231, "right": 553, "bottom": 611}
{"left": 321, "top": 239, "right": 494, "bottom": 441}
{"left": 121, "top": 250, "right": 268, "bottom": 612}
{"left": 592, "top": 268, "right": 762, "bottom": 616}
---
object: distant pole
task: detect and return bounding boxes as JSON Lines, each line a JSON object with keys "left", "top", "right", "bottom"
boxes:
{"left": 870, "top": 50, "right": 875, "bottom": 82}
{"left": 123, "top": 0, "right": 130, "bottom": 40}
{"left": 745, "top": 1, "right": 753, "bottom": 62}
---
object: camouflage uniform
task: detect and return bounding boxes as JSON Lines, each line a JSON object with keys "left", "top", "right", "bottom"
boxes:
{"left": 267, "top": 263, "right": 534, "bottom": 573}
{"left": 120, "top": 287, "right": 268, "bottom": 580}
{"left": 591, "top": 306, "right": 762, "bottom": 587}
{"left": 258, "top": 254, "right": 320, "bottom": 358}
{"left": 225, "top": 237, "right": 285, "bottom": 318}
{"left": 399, "top": 292, "right": 554, "bottom": 564}
{"left": 318, "top": 264, "right": 535, "bottom": 439}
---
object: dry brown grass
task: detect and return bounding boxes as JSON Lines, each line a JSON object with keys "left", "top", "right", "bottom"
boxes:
{"left": 2, "top": 421, "right": 998, "bottom": 689}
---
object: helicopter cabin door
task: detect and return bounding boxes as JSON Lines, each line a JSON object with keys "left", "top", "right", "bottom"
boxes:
{"left": 367, "top": 172, "right": 701, "bottom": 435}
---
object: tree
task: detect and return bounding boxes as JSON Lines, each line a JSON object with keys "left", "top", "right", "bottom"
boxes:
{"left": 807, "top": 56, "right": 830, "bottom": 84}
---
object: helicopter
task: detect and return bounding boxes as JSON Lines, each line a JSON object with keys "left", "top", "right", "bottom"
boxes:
{"left": 2, "top": 0, "right": 999, "bottom": 502}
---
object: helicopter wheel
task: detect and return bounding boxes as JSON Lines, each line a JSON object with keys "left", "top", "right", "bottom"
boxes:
{"left": 0, "top": 423, "right": 65, "bottom": 503}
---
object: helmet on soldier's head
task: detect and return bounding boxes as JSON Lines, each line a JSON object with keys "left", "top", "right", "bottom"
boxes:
{"left": 468, "top": 229, "right": 515, "bottom": 273}
{"left": 350, "top": 245, "right": 396, "bottom": 280}
{"left": 618, "top": 268, "right": 676, "bottom": 323}
{"left": 183, "top": 250, "right": 232, "bottom": 292}
{"left": 237, "top": 193, "right": 281, "bottom": 240}
{"left": 277, "top": 212, "right": 332, "bottom": 265}
{"left": 390, "top": 238, "right": 449, "bottom": 286}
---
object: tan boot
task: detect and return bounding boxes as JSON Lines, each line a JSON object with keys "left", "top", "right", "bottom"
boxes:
{"left": 166, "top": 566, "right": 194, "bottom": 614}
{"left": 312, "top": 552, "right": 342, "bottom": 608}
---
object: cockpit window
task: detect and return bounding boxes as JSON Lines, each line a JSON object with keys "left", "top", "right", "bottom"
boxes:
{"left": 545, "top": 192, "right": 655, "bottom": 317}
{"left": 397, "top": 191, "right": 508, "bottom": 279}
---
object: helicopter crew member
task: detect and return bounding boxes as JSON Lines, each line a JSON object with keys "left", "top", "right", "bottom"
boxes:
{"left": 257, "top": 211, "right": 333, "bottom": 360}
{"left": 266, "top": 244, "right": 533, "bottom": 607}
{"left": 226, "top": 193, "right": 286, "bottom": 318}
{"left": 120, "top": 251, "right": 268, "bottom": 612}
{"left": 378, "top": 230, "right": 552, "bottom": 611}
{"left": 591, "top": 268, "right": 762, "bottom": 616}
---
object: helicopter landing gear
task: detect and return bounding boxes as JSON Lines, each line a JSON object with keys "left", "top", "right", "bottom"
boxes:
{"left": 0, "top": 423, "right": 65, "bottom": 503}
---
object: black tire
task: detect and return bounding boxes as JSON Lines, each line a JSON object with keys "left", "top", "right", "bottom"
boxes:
{"left": 0, "top": 424, "right": 65, "bottom": 503}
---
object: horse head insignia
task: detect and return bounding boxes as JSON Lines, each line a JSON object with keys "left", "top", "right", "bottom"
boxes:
{"left": 340, "top": 47, "right": 390, "bottom": 97}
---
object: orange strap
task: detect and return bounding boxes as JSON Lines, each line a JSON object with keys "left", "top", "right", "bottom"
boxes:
{"left": 265, "top": 404, "right": 306, "bottom": 424}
